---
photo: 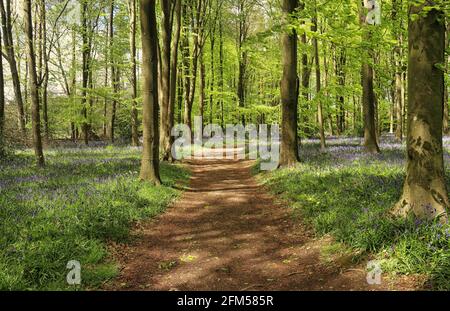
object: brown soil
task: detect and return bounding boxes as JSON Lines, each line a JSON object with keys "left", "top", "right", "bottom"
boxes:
{"left": 105, "top": 158, "right": 423, "bottom": 291}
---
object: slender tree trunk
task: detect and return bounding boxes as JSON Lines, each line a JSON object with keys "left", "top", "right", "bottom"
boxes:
{"left": 0, "top": 26, "right": 4, "bottom": 156}
{"left": 24, "top": 0, "right": 45, "bottom": 167}
{"left": 81, "top": 0, "right": 90, "bottom": 145}
{"left": 182, "top": 2, "right": 192, "bottom": 128}
{"left": 109, "top": 0, "right": 118, "bottom": 143}
{"left": 70, "top": 28, "right": 77, "bottom": 142}
{"left": 360, "top": 7, "right": 380, "bottom": 153}
{"left": 0, "top": 0, "right": 26, "bottom": 135}
{"left": 219, "top": 15, "right": 224, "bottom": 129}
{"left": 160, "top": 0, "right": 172, "bottom": 160}
{"left": 237, "top": 1, "right": 248, "bottom": 126}
{"left": 312, "top": 4, "right": 326, "bottom": 151}
{"left": 177, "top": 65, "right": 183, "bottom": 125}
{"left": 167, "top": 0, "right": 182, "bottom": 160}
{"left": 129, "top": 0, "right": 139, "bottom": 146}
{"left": 393, "top": 0, "right": 404, "bottom": 141}
{"left": 199, "top": 49, "right": 206, "bottom": 129}
{"left": 139, "top": 0, "right": 161, "bottom": 185}
{"left": 40, "top": 0, "right": 49, "bottom": 142}
{"left": 444, "top": 22, "right": 449, "bottom": 134}
{"left": 394, "top": 3, "right": 448, "bottom": 222}
{"left": 104, "top": 16, "right": 109, "bottom": 139}
{"left": 279, "top": 0, "right": 300, "bottom": 167}
{"left": 300, "top": 24, "right": 311, "bottom": 138}
{"left": 209, "top": 25, "right": 215, "bottom": 125}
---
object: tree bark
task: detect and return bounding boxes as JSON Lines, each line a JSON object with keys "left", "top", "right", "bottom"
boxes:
{"left": 139, "top": 0, "right": 161, "bottom": 185}
{"left": 81, "top": 0, "right": 90, "bottom": 145}
{"left": 0, "top": 0, "right": 26, "bottom": 136}
{"left": 360, "top": 7, "right": 380, "bottom": 153}
{"left": 279, "top": 0, "right": 300, "bottom": 167}
{"left": 24, "top": 0, "right": 45, "bottom": 167}
{"left": 444, "top": 22, "right": 449, "bottom": 134}
{"left": 394, "top": 3, "right": 448, "bottom": 222}
{"left": 312, "top": 3, "right": 326, "bottom": 151}
{"left": 199, "top": 49, "right": 206, "bottom": 128}
{"left": 109, "top": 0, "right": 119, "bottom": 143}
{"left": 219, "top": 15, "right": 224, "bottom": 128}
{"left": 167, "top": 0, "right": 182, "bottom": 159}
{"left": 181, "top": 2, "right": 192, "bottom": 128}
{"left": 160, "top": 0, "right": 173, "bottom": 160}
{"left": 393, "top": 0, "right": 404, "bottom": 141}
{"left": 129, "top": 0, "right": 140, "bottom": 146}
{"left": 0, "top": 24, "right": 4, "bottom": 156}
{"left": 40, "top": 0, "right": 50, "bottom": 142}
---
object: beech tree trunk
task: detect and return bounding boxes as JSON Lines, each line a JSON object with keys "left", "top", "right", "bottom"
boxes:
{"left": 160, "top": 0, "right": 172, "bottom": 160}
{"left": 393, "top": 0, "right": 404, "bottom": 141}
{"left": 168, "top": 0, "right": 182, "bottom": 160}
{"left": 109, "top": 0, "right": 119, "bottom": 143}
{"left": 81, "top": 0, "right": 90, "bottom": 145}
{"left": 0, "top": 25, "right": 4, "bottom": 156}
{"left": 139, "top": 0, "right": 161, "bottom": 185}
{"left": 40, "top": 0, "right": 49, "bottom": 141}
{"left": 360, "top": 8, "right": 380, "bottom": 153}
{"left": 444, "top": 23, "right": 449, "bottom": 135}
{"left": 24, "top": 0, "right": 45, "bottom": 167}
{"left": 182, "top": 2, "right": 192, "bottom": 128}
{"left": 129, "top": 0, "right": 140, "bottom": 146}
{"left": 279, "top": 0, "right": 300, "bottom": 167}
{"left": 0, "top": 0, "right": 26, "bottom": 136}
{"left": 394, "top": 3, "right": 448, "bottom": 221}
{"left": 312, "top": 4, "right": 326, "bottom": 151}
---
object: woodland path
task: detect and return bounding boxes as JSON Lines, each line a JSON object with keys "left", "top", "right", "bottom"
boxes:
{"left": 105, "top": 154, "right": 421, "bottom": 291}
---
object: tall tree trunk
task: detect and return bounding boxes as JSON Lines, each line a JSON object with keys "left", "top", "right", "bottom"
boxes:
{"left": 0, "top": 0, "right": 26, "bottom": 135}
{"left": 0, "top": 25, "right": 4, "bottom": 156}
{"left": 219, "top": 15, "right": 224, "bottom": 129}
{"left": 209, "top": 24, "right": 215, "bottom": 125}
{"left": 109, "top": 0, "right": 118, "bottom": 143}
{"left": 394, "top": 3, "right": 448, "bottom": 222}
{"left": 104, "top": 15, "right": 109, "bottom": 139}
{"left": 177, "top": 65, "right": 183, "bottom": 124}
{"left": 129, "top": 0, "right": 140, "bottom": 146}
{"left": 160, "top": 0, "right": 172, "bottom": 160}
{"left": 70, "top": 28, "right": 77, "bottom": 142}
{"left": 40, "top": 0, "right": 49, "bottom": 142}
{"left": 182, "top": 2, "right": 192, "bottom": 128}
{"left": 279, "top": 0, "right": 300, "bottom": 167}
{"left": 444, "top": 22, "right": 449, "bottom": 134}
{"left": 81, "top": 0, "right": 90, "bottom": 145}
{"left": 312, "top": 3, "right": 326, "bottom": 151}
{"left": 199, "top": 49, "right": 206, "bottom": 129}
{"left": 139, "top": 0, "right": 161, "bottom": 185}
{"left": 167, "top": 0, "right": 182, "bottom": 160}
{"left": 337, "top": 51, "right": 346, "bottom": 135}
{"left": 393, "top": 0, "right": 404, "bottom": 141}
{"left": 360, "top": 6, "right": 380, "bottom": 153}
{"left": 300, "top": 18, "right": 311, "bottom": 139}
{"left": 24, "top": 0, "right": 45, "bottom": 167}
{"left": 237, "top": 1, "right": 248, "bottom": 126}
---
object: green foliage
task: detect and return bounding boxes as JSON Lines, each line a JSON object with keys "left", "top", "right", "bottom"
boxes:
{"left": 0, "top": 147, "right": 190, "bottom": 290}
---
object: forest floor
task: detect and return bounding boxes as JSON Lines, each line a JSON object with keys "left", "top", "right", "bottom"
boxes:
{"left": 105, "top": 150, "right": 423, "bottom": 291}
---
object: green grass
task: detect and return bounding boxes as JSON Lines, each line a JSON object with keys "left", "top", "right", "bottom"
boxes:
{"left": 0, "top": 146, "right": 190, "bottom": 290}
{"left": 259, "top": 139, "right": 450, "bottom": 290}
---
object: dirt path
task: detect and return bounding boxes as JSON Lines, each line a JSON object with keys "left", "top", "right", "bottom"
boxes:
{"left": 106, "top": 158, "right": 421, "bottom": 291}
